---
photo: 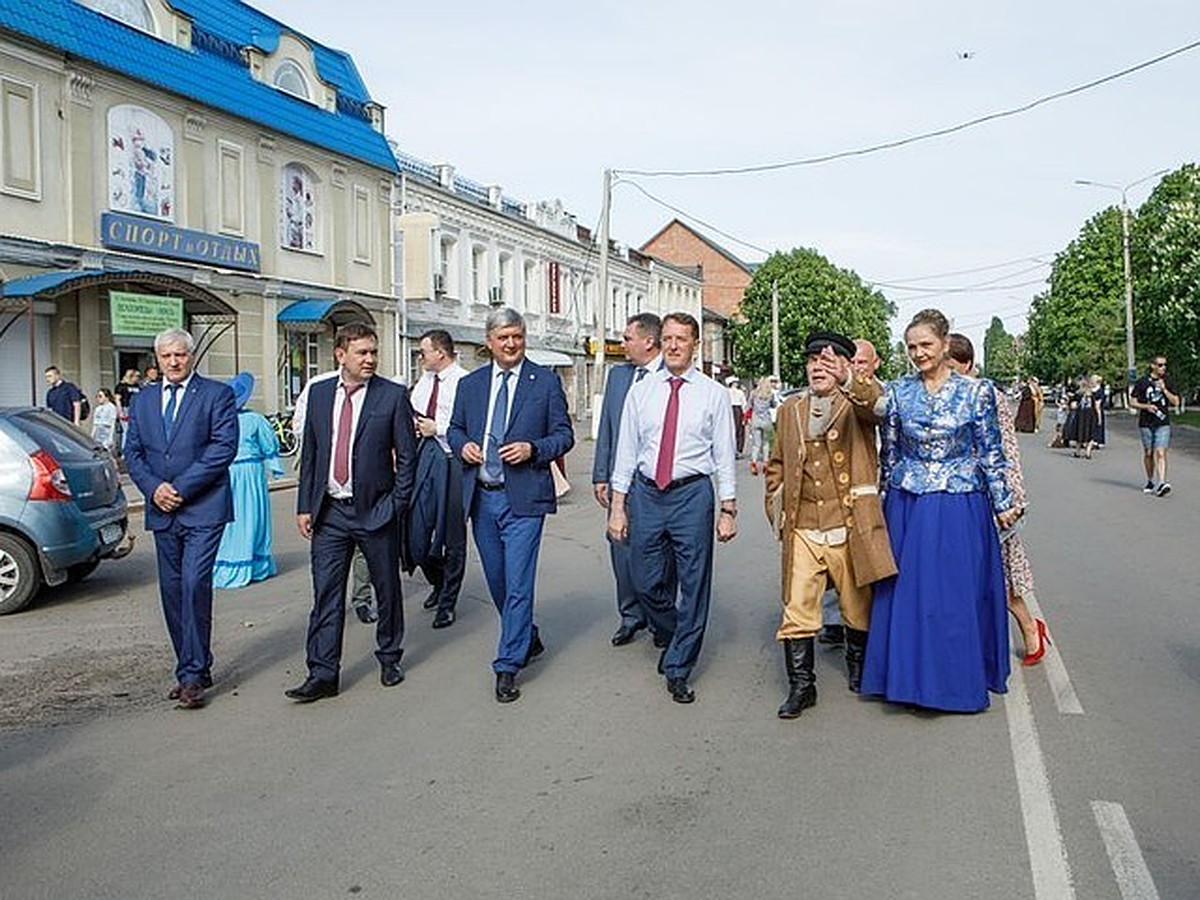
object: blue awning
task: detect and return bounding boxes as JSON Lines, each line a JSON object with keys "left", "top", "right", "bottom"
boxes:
{"left": 2, "top": 269, "right": 110, "bottom": 298}
{"left": 277, "top": 299, "right": 337, "bottom": 323}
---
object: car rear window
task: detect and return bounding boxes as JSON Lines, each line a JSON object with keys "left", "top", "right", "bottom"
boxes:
{"left": 8, "top": 410, "right": 100, "bottom": 462}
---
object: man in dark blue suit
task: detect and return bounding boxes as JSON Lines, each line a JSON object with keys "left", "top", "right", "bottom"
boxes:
{"left": 124, "top": 328, "right": 239, "bottom": 710}
{"left": 592, "top": 312, "right": 674, "bottom": 647}
{"left": 448, "top": 308, "right": 574, "bottom": 703}
{"left": 286, "top": 322, "right": 417, "bottom": 702}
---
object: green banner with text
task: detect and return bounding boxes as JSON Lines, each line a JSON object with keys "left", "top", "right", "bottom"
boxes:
{"left": 109, "top": 291, "right": 183, "bottom": 337}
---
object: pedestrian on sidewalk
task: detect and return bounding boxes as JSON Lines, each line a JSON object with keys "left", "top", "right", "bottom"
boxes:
{"left": 747, "top": 376, "right": 776, "bottom": 475}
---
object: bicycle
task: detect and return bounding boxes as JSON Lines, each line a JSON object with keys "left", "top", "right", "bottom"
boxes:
{"left": 267, "top": 411, "right": 299, "bottom": 457}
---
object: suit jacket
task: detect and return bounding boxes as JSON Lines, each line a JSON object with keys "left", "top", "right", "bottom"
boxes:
{"left": 297, "top": 376, "right": 417, "bottom": 532}
{"left": 405, "top": 437, "right": 450, "bottom": 572}
{"left": 764, "top": 374, "right": 896, "bottom": 588}
{"left": 124, "top": 374, "right": 239, "bottom": 531}
{"left": 592, "top": 363, "right": 635, "bottom": 485}
{"left": 448, "top": 360, "right": 575, "bottom": 518}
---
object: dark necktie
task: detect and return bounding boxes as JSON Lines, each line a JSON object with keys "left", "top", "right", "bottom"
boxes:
{"left": 655, "top": 376, "right": 684, "bottom": 490}
{"left": 635, "top": 366, "right": 648, "bottom": 383}
{"left": 424, "top": 374, "right": 440, "bottom": 420}
{"left": 163, "top": 384, "right": 180, "bottom": 440}
{"left": 333, "top": 383, "right": 363, "bottom": 487}
{"left": 484, "top": 371, "right": 511, "bottom": 483}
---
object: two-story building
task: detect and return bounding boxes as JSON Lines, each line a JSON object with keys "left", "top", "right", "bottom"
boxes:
{"left": 0, "top": 0, "right": 398, "bottom": 410}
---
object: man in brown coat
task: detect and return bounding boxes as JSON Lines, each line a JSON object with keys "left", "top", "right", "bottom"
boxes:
{"left": 764, "top": 332, "right": 896, "bottom": 718}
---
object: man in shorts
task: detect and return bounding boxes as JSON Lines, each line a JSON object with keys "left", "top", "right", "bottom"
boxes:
{"left": 1130, "top": 356, "right": 1180, "bottom": 497}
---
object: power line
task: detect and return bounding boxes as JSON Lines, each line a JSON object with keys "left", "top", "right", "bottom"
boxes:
{"left": 873, "top": 262, "right": 1051, "bottom": 293}
{"left": 866, "top": 254, "right": 1056, "bottom": 285}
{"left": 616, "top": 177, "right": 774, "bottom": 257}
{"left": 619, "top": 38, "right": 1200, "bottom": 179}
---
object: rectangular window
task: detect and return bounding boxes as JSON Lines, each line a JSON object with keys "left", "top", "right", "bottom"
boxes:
{"left": 217, "top": 140, "right": 243, "bottom": 234}
{"left": 548, "top": 261, "right": 561, "bottom": 315}
{"left": 2, "top": 78, "right": 39, "bottom": 198}
{"left": 472, "top": 246, "right": 487, "bottom": 302}
{"left": 353, "top": 185, "right": 372, "bottom": 262}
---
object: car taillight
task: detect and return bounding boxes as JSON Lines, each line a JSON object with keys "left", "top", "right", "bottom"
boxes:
{"left": 29, "top": 449, "right": 72, "bottom": 501}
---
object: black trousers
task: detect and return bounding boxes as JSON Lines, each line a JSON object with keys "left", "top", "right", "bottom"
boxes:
{"left": 421, "top": 455, "right": 467, "bottom": 613}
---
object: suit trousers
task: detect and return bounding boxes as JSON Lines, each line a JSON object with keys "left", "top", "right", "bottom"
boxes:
{"left": 777, "top": 531, "right": 870, "bottom": 639}
{"left": 421, "top": 455, "right": 467, "bottom": 613}
{"left": 153, "top": 520, "right": 224, "bottom": 685}
{"left": 470, "top": 486, "right": 544, "bottom": 674}
{"left": 629, "top": 476, "right": 714, "bottom": 681}
{"left": 307, "top": 501, "right": 405, "bottom": 681}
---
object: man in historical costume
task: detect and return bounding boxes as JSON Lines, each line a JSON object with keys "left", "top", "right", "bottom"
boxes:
{"left": 763, "top": 331, "right": 896, "bottom": 719}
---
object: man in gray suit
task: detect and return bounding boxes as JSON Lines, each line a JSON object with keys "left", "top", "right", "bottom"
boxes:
{"left": 592, "top": 313, "right": 673, "bottom": 647}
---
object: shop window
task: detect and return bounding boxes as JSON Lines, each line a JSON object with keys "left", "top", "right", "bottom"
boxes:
{"left": 281, "top": 162, "right": 319, "bottom": 252}
{"left": 107, "top": 104, "right": 174, "bottom": 220}
{"left": 1, "top": 78, "right": 39, "bottom": 198}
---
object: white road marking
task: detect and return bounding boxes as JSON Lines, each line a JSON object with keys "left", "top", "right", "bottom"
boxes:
{"left": 1024, "top": 592, "right": 1085, "bottom": 715}
{"left": 1092, "top": 801, "right": 1162, "bottom": 900}
{"left": 1005, "top": 662, "right": 1077, "bottom": 899}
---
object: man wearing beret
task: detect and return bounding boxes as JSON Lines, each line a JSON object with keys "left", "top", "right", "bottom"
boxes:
{"left": 763, "top": 331, "right": 896, "bottom": 718}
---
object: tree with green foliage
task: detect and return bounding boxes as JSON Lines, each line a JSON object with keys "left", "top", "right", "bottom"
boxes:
{"left": 729, "top": 248, "right": 896, "bottom": 385}
{"left": 982, "top": 316, "right": 1017, "bottom": 382}
{"left": 1133, "top": 164, "right": 1200, "bottom": 394}
{"left": 1023, "top": 207, "right": 1126, "bottom": 389}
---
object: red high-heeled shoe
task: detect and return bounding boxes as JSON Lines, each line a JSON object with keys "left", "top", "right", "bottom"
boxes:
{"left": 1022, "top": 618, "right": 1050, "bottom": 666}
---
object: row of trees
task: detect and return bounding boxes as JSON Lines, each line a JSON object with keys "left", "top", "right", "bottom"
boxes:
{"left": 1025, "top": 164, "right": 1200, "bottom": 394}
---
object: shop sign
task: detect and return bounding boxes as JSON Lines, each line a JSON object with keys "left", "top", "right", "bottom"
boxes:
{"left": 584, "top": 338, "right": 627, "bottom": 358}
{"left": 109, "top": 291, "right": 183, "bottom": 337}
{"left": 101, "top": 211, "right": 261, "bottom": 272}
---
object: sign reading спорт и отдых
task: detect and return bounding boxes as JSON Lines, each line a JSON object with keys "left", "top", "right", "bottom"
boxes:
{"left": 101, "top": 211, "right": 261, "bottom": 272}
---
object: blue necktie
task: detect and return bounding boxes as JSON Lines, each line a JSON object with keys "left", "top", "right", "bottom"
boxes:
{"left": 163, "top": 384, "right": 180, "bottom": 440}
{"left": 635, "top": 366, "right": 648, "bottom": 383}
{"left": 484, "top": 371, "right": 511, "bottom": 483}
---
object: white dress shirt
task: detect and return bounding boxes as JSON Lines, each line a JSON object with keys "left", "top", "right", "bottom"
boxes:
{"left": 611, "top": 365, "right": 737, "bottom": 501}
{"left": 326, "top": 377, "right": 371, "bottom": 498}
{"left": 160, "top": 373, "right": 194, "bottom": 420}
{"left": 410, "top": 361, "right": 468, "bottom": 452}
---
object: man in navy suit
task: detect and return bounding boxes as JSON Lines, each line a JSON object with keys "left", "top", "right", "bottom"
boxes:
{"left": 448, "top": 308, "right": 575, "bottom": 703}
{"left": 124, "top": 328, "right": 239, "bottom": 710}
{"left": 286, "top": 322, "right": 418, "bottom": 702}
{"left": 592, "top": 312, "right": 674, "bottom": 647}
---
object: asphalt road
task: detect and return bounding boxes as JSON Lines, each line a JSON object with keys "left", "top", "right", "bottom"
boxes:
{"left": 0, "top": 417, "right": 1196, "bottom": 900}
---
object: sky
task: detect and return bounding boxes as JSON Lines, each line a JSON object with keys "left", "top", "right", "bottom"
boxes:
{"left": 253, "top": 0, "right": 1200, "bottom": 352}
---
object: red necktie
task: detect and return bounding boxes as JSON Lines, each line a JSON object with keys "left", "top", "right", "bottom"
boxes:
{"left": 333, "top": 383, "right": 363, "bottom": 487}
{"left": 424, "top": 374, "right": 440, "bottom": 419}
{"left": 655, "top": 376, "right": 684, "bottom": 490}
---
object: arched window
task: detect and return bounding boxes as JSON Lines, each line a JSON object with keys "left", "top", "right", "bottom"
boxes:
{"left": 107, "top": 104, "right": 174, "bottom": 220}
{"left": 281, "top": 163, "right": 318, "bottom": 251}
{"left": 78, "top": 0, "right": 155, "bottom": 34}
{"left": 273, "top": 61, "right": 310, "bottom": 101}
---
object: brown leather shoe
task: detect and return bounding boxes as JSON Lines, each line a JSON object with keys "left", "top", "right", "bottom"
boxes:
{"left": 176, "top": 683, "right": 206, "bottom": 710}
{"left": 168, "top": 675, "right": 213, "bottom": 700}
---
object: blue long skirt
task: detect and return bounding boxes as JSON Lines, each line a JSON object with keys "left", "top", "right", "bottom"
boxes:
{"left": 213, "top": 459, "right": 277, "bottom": 590}
{"left": 860, "top": 489, "right": 1009, "bottom": 712}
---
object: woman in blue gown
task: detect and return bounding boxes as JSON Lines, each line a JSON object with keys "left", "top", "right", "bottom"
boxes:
{"left": 860, "top": 309, "right": 1022, "bottom": 712}
{"left": 214, "top": 373, "right": 285, "bottom": 589}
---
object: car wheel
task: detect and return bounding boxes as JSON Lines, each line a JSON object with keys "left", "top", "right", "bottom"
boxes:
{"left": 0, "top": 533, "right": 41, "bottom": 615}
{"left": 67, "top": 559, "right": 101, "bottom": 583}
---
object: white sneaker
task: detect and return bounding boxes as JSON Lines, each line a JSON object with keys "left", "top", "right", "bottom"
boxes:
{"left": 1155, "top": 482, "right": 1172, "bottom": 497}
{"left": 1143, "top": 481, "right": 1155, "bottom": 494}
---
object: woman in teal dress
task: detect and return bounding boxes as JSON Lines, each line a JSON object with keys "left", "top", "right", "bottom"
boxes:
{"left": 860, "top": 309, "right": 1022, "bottom": 712}
{"left": 214, "top": 373, "right": 284, "bottom": 589}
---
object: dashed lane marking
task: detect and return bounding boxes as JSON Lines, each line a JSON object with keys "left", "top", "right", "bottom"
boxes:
{"left": 1025, "top": 592, "right": 1085, "bottom": 715}
{"left": 1092, "top": 801, "right": 1162, "bottom": 900}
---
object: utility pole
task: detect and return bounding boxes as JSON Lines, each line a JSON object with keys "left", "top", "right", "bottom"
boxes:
{"left": 771, "top": 280, "right": 780, "bottom": 381}
{"left": 592, "top": 168, "right": 612, "bottom": 438}
{"left": 1119, "top": 197, "right": 1135, "bottom": 386}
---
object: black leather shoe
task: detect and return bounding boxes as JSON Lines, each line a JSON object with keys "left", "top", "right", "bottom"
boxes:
{"left": 653, "top": 631, "right": 672, "bottom": 649}
{"left": 611, "top": 623, "right": 644, "bottom": 646}
{"left": 523, "top": 633, "right": 545, "bottom": 666}
{"left": 432, "top": 608, "right": 456, "bottom": 629}
{"left": 422, "top": 590, "right": 439, "bottom": 610}
{"left": 495, "top": 671, "right": 520, "bottom": 703}
{"left": 817, "top": 624, "right": 845, "bottom": 646}
{"left": 380, "top": 661, "right": 405, "bottom": 687}
{"left": 285, "top": 677, "right": 339, "bottom": 703}
{"left": 667, "top": 677, "right": 695, "bottom": 704}
{"left": 354, "top": 604, "right": 378, "bottom": 625}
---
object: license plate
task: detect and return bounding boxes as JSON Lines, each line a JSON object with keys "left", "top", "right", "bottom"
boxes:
{"left": 100, "top": 523, "right": 124, "bottom": 545}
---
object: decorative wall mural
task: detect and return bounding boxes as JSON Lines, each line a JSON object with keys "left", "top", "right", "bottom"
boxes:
{"left": 108, "top": 104, "right": 174, "bottom": 220}
{"left": 282, "top": 163, "right": 317, "bottom": 250}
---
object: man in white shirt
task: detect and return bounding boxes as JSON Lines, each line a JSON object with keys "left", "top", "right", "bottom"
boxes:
{"left": 409, "top": 329, "right": 469, "bottom": 628}
{"left": 607, "top": 312, "right": 738, "bottom": 704}
{"left": 727, "top": 377, "right": 747, "bottom": 457}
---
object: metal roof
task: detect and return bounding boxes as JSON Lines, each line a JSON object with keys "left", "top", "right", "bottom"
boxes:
{"left": 0, "top": 0, "right": 398, "bottom": 172}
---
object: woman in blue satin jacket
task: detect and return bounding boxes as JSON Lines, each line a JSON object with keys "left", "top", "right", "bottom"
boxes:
{"left": 860, "top": 308, "right": 1023, "bottom": 712}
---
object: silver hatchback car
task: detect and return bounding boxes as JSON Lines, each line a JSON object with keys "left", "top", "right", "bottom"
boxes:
{"left": 0, "top": 408, "right": 128, "bottom": 615}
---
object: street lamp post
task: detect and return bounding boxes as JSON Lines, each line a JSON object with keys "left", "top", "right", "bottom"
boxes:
{"left": 1074, "top": 169, "right": 1168, "bottom": 386}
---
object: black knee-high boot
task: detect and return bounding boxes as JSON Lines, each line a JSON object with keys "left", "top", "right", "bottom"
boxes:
{"left": 844, "top": 627, "right": 868, "bottom": 693}
{"left": 778, "top": 637, "right": 817, "bottom": 718}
